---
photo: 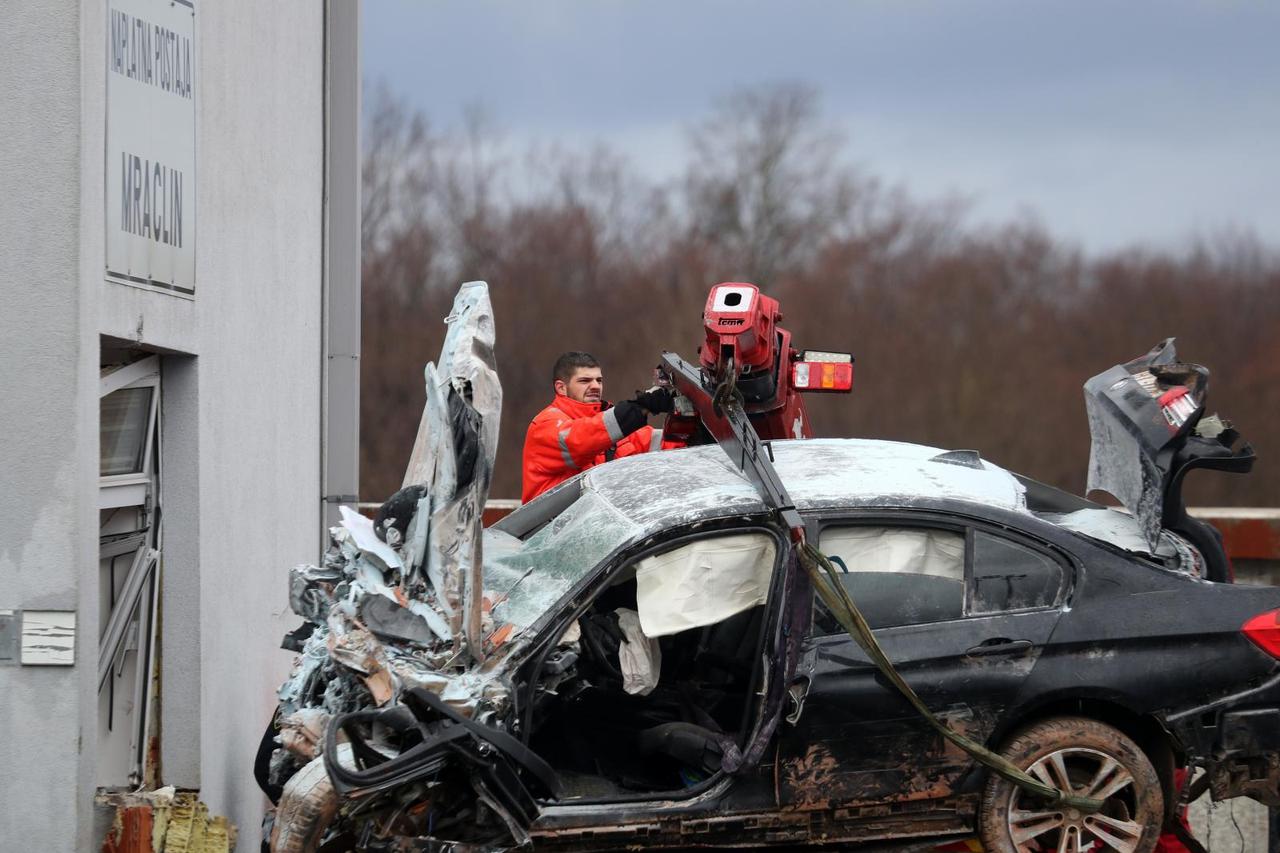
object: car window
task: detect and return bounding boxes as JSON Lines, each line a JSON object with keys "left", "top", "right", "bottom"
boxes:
{"left": 484, "top": 489, "right": 642, "bottom": 636}
{"left": 970, "top": 531, "right": 1062, "bottom": 614}
{"left": 815, "top": 526, "right": 966, "bottom": 630}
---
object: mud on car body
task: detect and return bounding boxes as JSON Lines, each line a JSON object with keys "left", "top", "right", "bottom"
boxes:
{"left": 263, "top": 294, "right": 1277, "bottom": 853}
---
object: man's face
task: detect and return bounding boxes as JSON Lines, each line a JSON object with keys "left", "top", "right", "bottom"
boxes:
{"left": 557, "top": 366, "right": 604, "bottom": 403}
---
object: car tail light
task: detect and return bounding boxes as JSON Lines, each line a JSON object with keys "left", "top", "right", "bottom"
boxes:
{"left": 1242, "top": 609, "right": 1280, "bottom": 658}
{"left": 792, "top": 351, "right": 853, "bottom": 392}
{"left": 1158, "top": 385, "right": 1198, "bottom": 429}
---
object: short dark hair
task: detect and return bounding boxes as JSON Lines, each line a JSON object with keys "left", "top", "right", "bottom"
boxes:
{"left": 553, "top": 351, "right": 600, "bottom": 385}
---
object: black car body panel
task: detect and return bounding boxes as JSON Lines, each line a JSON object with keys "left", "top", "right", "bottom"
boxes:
{"left": 281, "top": 440, "right": 1278, "bottom": 850}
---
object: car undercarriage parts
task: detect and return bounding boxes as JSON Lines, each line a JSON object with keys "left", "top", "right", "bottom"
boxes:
{"left": 270, "top": 752, "right": 343, "bottom": 853}
{"left": 1084, "top": 338, "right": 1255, "bottom": 569}
{"left": 325, "top": 687, "right": 559, "bottom": 800}
{"left": 277, "top": 684, "right": 559, "bottom": 853}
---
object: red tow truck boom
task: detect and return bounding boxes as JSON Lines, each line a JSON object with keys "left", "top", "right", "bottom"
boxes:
{"left": 661, "top": 282, "right": 853, "bottom": 448}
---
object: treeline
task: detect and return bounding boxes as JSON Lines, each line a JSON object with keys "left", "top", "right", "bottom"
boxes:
{"left": 360, "top": 82, "right": 1279, "bottom": 507}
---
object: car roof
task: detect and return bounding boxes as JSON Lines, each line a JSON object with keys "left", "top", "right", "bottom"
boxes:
{"left": 582, "top": 438, "right": 1030, "bottom": 533}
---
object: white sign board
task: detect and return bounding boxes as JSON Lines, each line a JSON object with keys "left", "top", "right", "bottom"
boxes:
{"left": 21, "top": 611, "right": 76, "bottom": 666}
{"left": 105, "top": 0, "right": 196, "bottom": 296}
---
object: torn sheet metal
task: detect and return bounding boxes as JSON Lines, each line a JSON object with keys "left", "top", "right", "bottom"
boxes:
{"left": 279, "top": 708, "right": 331, "bottom": 761}
{"left": 1083, "top": 338, "right": 1206, "bottom": 550}
{"left": 270, "top": 282, "right": 515, "bottom": 835}
{"left": 339, "top": 505, "right": 402, "bottom": 572}
{"left": 400, "top": 280, "right": 503, "bottom": 659}
{"left": 635, "top": 532, "right": 777, "bottom": 638}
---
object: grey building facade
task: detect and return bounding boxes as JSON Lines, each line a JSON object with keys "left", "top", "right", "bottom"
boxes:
{"left": 0, "top": 1, "right": 360, "bottom": 848}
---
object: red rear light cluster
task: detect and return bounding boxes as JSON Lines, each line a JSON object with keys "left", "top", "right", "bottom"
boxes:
{"left": 1158, "top": 385, "right": 1199, "bottom": 429}
{"left": 1243, "top": 609, "right": 1280, "bottom": 659}
{"left": 792, "top": 351, "right": 854, "bottom": 392}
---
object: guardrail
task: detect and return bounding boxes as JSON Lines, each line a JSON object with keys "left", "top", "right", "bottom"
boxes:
{"left": 1190, "top": 508, "right": 1280, "bottom": 587}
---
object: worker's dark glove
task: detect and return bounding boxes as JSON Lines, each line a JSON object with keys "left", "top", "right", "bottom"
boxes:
{"left": 608, "top": 400, "right": 649, "bottom": 436}
{"left": 634, "top": 386, "right": 675, "bottom": 415}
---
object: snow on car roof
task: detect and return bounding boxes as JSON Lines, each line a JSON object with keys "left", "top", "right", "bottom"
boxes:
{"left": 583, "top": 438, "right": 1028, "bottom": 532}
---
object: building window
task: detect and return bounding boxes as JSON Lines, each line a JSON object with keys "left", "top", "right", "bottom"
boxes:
{"left": 101, "top": 386, "right": 155, "bottom": 476}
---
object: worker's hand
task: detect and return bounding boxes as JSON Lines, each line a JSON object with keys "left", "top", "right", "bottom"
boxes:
{"left": 634, "top": 386, "right": 674, "bottom": 415}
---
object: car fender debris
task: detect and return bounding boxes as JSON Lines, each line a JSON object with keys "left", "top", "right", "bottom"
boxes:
{"left": 279, "top": 708, "right": 330, "bottom": 761}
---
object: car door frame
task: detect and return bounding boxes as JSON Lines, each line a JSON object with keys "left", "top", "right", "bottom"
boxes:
{"left": 519, "top": 512, "right": 806, "bottom": 815}
{"left": 776, "top": 504, "right": 1077, "bottom": 811}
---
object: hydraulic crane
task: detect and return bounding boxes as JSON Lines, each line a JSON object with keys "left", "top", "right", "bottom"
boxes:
{"left": 659, "top": 282, "right": 854, "bottom": 449}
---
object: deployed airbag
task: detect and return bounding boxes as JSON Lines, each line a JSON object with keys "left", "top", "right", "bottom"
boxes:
{"left": 614, "top": 608, "right": 661, "bottom": 695}
{"left": 635, "top": 533, "right": 776, "bottom": 638}
{"left": 819, "top": 526, "right": 964, "bottom": 579}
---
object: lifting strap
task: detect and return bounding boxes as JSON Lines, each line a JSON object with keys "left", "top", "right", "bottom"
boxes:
{"left": 659, "top": 351, "right": 1103, "bottom": 814}
{"left": 799, "top": 541, "right": 1102, "bottom": 812}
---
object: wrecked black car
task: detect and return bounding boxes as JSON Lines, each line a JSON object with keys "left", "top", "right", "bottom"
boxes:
{"left": 265, "top": 284, "right": 1278, "bottom": 853}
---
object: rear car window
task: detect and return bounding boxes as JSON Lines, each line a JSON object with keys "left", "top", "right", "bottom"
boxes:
{"left": 817, "top": 526, "right": 966, "bottom": 629}
{"left": 970, "top": 532, "right": 1062, "bottom": 614}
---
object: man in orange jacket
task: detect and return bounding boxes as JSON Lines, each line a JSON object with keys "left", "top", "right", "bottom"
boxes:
{"left": 521, "top": 351, "right": 673, "bottom": 502}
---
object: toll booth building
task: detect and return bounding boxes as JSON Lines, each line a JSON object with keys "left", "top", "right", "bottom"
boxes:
{"left": 0, "top": 2, "right": 361, "bottom": 849}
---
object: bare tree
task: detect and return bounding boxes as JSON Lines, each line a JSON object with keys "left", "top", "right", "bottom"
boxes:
{"left": 358, "top": 79, "right": 1280, "bottom": 507}
{"left": 682, "top": 82, "right": 864, "bottom": 285}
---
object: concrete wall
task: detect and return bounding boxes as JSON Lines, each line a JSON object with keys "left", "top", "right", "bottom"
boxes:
{"left": 0, "top": 2, "right": 98, "bottom": 850}
{"left": 91, "top": 0, "right": 326, "bottom": 842}
{"left": 190, "top": 3, "right": 324, "bottom": 841}
{"left": 2, "top": 0, "right": 329, "bottom": 848}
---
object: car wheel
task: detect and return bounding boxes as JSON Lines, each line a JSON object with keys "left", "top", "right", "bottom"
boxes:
{"left": 979, "top": 716, "right": 1164, "bottom": 853}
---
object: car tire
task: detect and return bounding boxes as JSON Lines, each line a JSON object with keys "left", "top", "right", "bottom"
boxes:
{"left": 978, "top": 716, "right": 1164, "bottom": 853}
{"left": 269, "top": 751, "right": 342, "bottom": 853}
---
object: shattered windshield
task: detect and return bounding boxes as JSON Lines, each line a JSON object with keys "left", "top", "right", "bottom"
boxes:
{"left": 484, "top": 489, "right": 643, "bottom": 638}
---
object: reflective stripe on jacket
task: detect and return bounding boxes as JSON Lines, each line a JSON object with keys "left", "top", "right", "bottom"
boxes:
{"left": 521, "top": 395, "right": 654, "bottom": 503}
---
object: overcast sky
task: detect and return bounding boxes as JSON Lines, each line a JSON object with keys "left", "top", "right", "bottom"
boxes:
{"left": 363, "top": 0, "right": 1279, "bottom": 255}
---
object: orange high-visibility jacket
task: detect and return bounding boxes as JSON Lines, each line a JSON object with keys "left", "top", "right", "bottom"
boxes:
{"left": 521, "top": 395, "right": 656, "bottom": 502}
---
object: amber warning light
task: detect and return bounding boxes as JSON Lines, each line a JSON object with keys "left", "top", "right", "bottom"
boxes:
{"left": 792, "top": 351, "right": 853, "bottom": 392}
